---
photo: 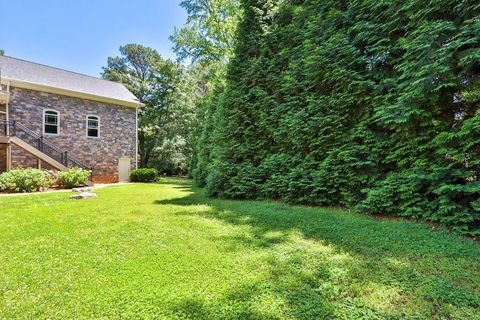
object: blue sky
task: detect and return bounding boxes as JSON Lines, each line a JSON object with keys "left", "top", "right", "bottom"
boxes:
{"left": 0, "top": 0, "right": 187, "bottom": 77}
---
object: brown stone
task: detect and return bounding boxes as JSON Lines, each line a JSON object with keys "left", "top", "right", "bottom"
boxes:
{"left": 0, "top": 144, "right": 6, "bottom": 173}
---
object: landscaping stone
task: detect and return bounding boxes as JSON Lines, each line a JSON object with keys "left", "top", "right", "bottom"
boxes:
{"left": 72, "top": 187, "right": 93, "bottom": 193}
{"left": 70, "top": 192, "right": 97, "bottom": 200}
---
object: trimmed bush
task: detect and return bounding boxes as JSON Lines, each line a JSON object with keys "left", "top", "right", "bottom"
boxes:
{"left": 130, "top": 168, "right": 158, "bottom": 182}
{"left": 0, "top": 169, "right": 51, "bottom": 193}
{"left": 58, "top": 168, "right": 91, "bottom": 188}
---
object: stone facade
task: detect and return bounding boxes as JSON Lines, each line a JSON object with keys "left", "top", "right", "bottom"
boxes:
{"left": 0, "top": 100, "right": 6, "bottom": 172}
{"left": 0, "top": 144, "right": 6, "bottom": 173}
{"left": 6, "top": 87, "right": 137, "bottom": 183}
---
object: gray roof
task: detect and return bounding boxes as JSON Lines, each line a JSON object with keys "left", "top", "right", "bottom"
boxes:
{"left": 0, "top": 55, "right": 140, "bottom": 107}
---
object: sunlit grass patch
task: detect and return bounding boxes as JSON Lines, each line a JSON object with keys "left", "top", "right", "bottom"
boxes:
{"left": 0, "top": 178, "right": 478, "bottom": 319}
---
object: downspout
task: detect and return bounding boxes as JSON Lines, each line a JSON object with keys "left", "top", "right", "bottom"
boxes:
{"left": 6, "top": 80, "right": 10, "bottom": 130}
{"left": 5, "top": 81, "right": 11, "bottom": 171}
{"left": 135, "top": 106, "right": 139, "bottom": 170}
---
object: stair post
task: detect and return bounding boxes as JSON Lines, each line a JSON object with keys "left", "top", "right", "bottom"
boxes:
{"left": 12, "top": 121, "right": 16, "bottom": 136}
{"left": 38, "top": 136, "right": 44, "bottom": 152}
{"left": 64, "top": 151, "right": 68, "bottom": 166}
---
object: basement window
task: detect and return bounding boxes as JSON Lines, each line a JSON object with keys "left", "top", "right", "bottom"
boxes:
{"left": 43, "top": 110, "right": 59, "bottom": 135}
{"left": 86, "top": 115, "right": 100, "bottom": 138}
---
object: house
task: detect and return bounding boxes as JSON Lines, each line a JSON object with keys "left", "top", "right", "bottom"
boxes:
{"left": 0, "top": 56, "right": 142, "bottom": 183}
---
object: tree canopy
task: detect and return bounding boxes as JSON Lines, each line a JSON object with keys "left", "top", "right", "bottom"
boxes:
{"left": 102, "top": 44, "right": 196, "bottom": 174}
{"left": 170, "top": 0, "right": 241, "bottom": 65}
{"left": 170, "top": 0, "right": 243, "bottom": 179}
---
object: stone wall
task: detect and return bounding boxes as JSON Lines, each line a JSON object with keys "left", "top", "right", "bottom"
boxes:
{"left": 8, "top": 87, "right": 137, "bottom": 183}
{"left": 0, "top": 144, "right": 6, "bottom": 173}
{"left": 10, "top": 145, "right": 37, "bottom": 169}
{"left": 0, "top": 100, "right": 6, "bottom": 173}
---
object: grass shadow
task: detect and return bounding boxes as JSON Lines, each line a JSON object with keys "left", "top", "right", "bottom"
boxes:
{"left": 155, "top": 180, "right": 480, "bottom": 319}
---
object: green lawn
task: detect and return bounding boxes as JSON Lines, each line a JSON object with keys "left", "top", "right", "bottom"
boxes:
{"left": 0, "top": 179, "right": 479, "bottom": 319}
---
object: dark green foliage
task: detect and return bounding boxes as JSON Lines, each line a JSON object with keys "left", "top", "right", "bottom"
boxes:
{"left": 130, "top": 168, "right": 158, "bottom": 182}
{"left": 193, "top": 0, "right": 480, "bottom": 234}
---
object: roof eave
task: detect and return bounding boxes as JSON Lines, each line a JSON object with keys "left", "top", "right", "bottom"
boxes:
{"left": 1, "top": 77, "right": 143, "bottom": 108}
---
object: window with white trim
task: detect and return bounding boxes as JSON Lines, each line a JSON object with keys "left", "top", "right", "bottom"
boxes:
{"left": 44, "top": 110, "right": 59, "bottom": 135}
{"left": 86, "top": 115, "right": 100, "bottom": 138}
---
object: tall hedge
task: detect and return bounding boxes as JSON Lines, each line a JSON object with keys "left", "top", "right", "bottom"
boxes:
{"left": 194, "top": 0, "right": 480, "bottom": 235}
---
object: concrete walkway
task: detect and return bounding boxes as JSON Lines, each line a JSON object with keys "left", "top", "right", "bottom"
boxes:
{"left": 0, "top": 182, "right": 129, "bottom": 197}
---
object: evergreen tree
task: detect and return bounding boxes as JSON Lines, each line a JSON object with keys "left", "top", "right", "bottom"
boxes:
{"left": 194, "top": 0, "right": 480, "bottom": 234}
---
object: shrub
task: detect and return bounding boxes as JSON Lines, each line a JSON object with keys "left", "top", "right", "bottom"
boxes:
{"left": 0, "top": 169, "right": 51, "bottom": 193}
{"left": 130, "top": 168, "right": 158, "bottom": 182}
{"left": 58, "top": 168, "right": 91, "bottom": 188}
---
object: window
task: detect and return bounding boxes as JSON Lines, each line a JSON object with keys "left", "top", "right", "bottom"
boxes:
{"left": 43, "top": 110, "right": 59, "bottom": 135}
{"left": 86, "top": 115, "right": 100, "bottom": 138}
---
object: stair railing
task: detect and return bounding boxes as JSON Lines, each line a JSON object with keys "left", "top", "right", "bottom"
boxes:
{"left": 0, "top": 120, "right": 92, "bottom": 171}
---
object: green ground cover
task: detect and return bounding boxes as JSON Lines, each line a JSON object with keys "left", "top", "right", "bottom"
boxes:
{"left": 0, "top": 179, "right": 478, "bottom": 319}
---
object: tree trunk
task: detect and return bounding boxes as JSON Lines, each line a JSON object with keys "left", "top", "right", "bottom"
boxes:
{"left": 138, "top": 130, "right": 149, "bottom": 168}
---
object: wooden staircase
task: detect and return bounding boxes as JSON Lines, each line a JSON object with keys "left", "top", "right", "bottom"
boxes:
{"left": 1, "top": 120, "right": 92, "bottom": 173}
